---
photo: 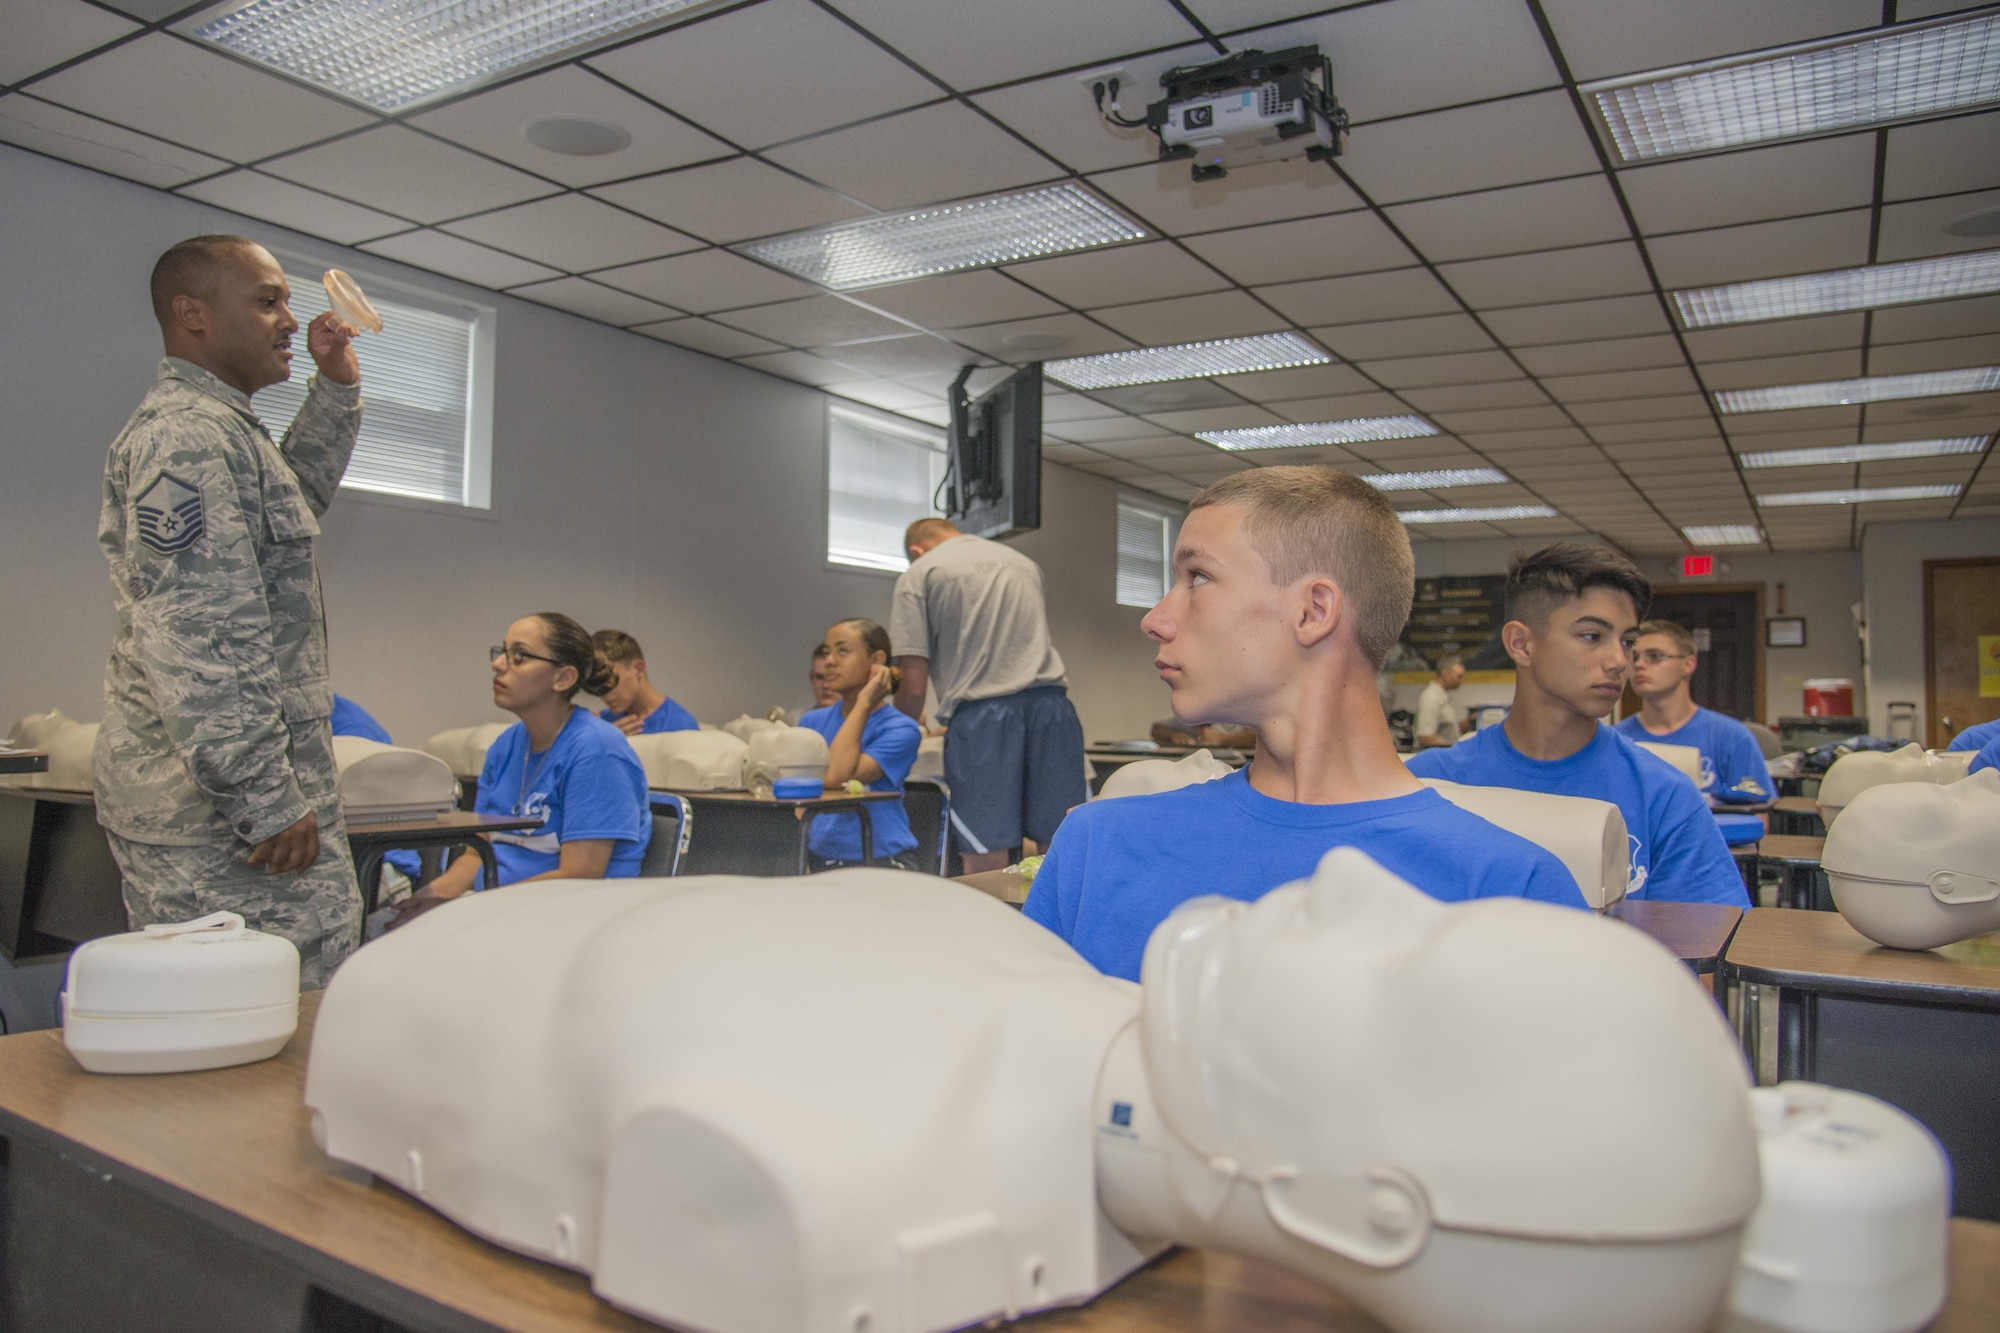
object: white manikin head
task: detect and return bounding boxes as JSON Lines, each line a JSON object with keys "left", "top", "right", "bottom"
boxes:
{"left": 1817, "top": 744, "right": 1967, "bottom": 825}
{"left": 1094, "top": 748, "right": 1232, "bottom": 801}
{"left": 329, "top": 736, "right": 456, "bottom": 819}
{"left": 1823, "top": 766, "right": 2000, "bottom": 949}
{"left": 739, "top": 725, "right": 829, "bottom": 796}
{"left": 625, "top": 729, "right": 748, "bottom": 790}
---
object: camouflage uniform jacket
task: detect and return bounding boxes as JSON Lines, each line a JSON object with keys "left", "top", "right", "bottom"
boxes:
{"left": 93, "top": 357, "right": 360, "bottom": 847}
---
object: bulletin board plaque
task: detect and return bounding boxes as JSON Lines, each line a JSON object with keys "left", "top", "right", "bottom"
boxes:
{"left": 1766, "top": 617, "right": 1807, "bottom": 648}
{"left": 1389, "top": 575, "right": 1513, "bottom": 684}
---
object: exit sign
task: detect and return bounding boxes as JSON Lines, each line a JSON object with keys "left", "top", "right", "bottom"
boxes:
{"left": 1682, "top": 554, "right": 1716, "bottom": 578}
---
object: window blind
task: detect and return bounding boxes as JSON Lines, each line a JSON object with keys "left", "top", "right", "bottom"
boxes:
{"left": 254, "top": 273, "right": 476, "bottom": 506}
{"left": 827, "top": 408, "right": 947, "bottom": 572}
{"left": 1117, "top": 502, "right": 1170, "bottom": 608}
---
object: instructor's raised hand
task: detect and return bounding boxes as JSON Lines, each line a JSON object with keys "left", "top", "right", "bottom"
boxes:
{"left": 307, "top": 310, "right": 359, "bottom": 385}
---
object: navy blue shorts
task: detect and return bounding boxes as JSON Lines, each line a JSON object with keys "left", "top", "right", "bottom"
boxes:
{"left": 943, "top": 686, "right": 1088, "bottom": 855}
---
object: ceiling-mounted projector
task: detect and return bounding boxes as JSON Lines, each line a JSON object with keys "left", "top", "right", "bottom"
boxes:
{"left": 1094, "top": 45, "right": 1348, "bottom": 182}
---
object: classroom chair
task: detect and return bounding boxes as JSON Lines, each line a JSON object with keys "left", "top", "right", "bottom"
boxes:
{"left": 903, "top": 779, "right": 952, "bottom": 876}
{"left": 640, "top": 794, "right": 693, "bottom": 878}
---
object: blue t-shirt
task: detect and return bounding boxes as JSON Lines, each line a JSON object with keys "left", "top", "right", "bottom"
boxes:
{"left": 1947, "top": 718, "right": 2000, "bottom": 752}
{"left": 1407, "top": 726, "right": 1748, "bottom": 906}
{"left": 1972, "top": 736, "right": 1999, "bottom": 776}
{"left": 600, "top": 696, "right": 699, "bottom": 734}
{"left": 1614, "top": 706, "right": 1773, "bottom": 803}
{"left": 1025, "top": 771, "right": 1585, "bottom": 982}
{"left": 798, "top": 701, "right": 921, "bottom": 862}
{"left": 329, "top": 695, "right": 394, "bottom": 745}
{"left": 474, "top": 709, "right": 651, "bottom": 886}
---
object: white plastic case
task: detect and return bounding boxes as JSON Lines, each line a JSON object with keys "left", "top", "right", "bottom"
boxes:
{"left": 63, "top": 912, "right": 300, "bottom": 1074}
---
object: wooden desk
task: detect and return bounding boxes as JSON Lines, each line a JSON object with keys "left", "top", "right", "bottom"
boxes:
{"left": 0, "top": 993, "right": 1995, "bottom": 1333}
{"left": 1723, "top": 909, "right": 2000, "bottom": 1221}
{"left": 1769, "top": 796, "right": 1825, "bottom": 837}
{"left": 1608, "top": 901, "right": 1741, "bottom": 978}
{"left": 345, "top": 812, "right": 542, "bottom": 916}
{"left": 1756, "top": 833, "right": 1829, "bottom": 910}
{"left": 957, "top": 867, "right": 1032, "bottom": 907}
{"left": 0, "top": 751, "right": 48, "bottom": 776}
{"left": 652, "top": 788, "right": 899, "bottom": 875}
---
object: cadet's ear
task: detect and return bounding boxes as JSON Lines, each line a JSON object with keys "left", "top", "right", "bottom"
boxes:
{"left": 169, "top": 292, "right": 210, "bottom": 336}
{"left": 1501, "top": 618, "right": 1534, "bottom": 669}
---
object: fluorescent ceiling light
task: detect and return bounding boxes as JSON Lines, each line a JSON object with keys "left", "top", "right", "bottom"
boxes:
{"left": 1756, "top": 484, "right": 1961, "bottom": 507}
{"left": 1739, "top": 436, "right": 1987, "bottom": 467}
{"left": 738, "top": 184, "right": 1147, "bottom": 291}
{"left": 1716, "top": 367, "right": 2000, "bottom": 413}
{"left": 1681, "top": 524, "right": 1763, "bottom": 545}
{"left": 1362, "top": 468, "right": 1510, "bottom": 491}
{"left": 1583, "top": 9, "right": 2000, "bottom": 162}
{"left": 1675, "top": 250, "right": 2000, "bottom": 327}
{"left": 1397, "top": 505, "right": 1557, "bottom": 524}
{"left": 1045, "top": 333, "right": 1330, "bottom": 390}
{"left": 186, "top": 0, "right": 717, "bottom": 112}
{"left": 1196, "top": 415, "right": 1437, "bottom": 450}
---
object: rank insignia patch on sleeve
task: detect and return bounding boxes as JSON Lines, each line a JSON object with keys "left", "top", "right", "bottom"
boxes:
{"left": 135, "top": 473, "right": 205, "bottom": 555}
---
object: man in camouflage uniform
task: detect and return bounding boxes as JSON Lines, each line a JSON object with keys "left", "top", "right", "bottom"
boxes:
{"left": 93, "top": 236, "right": 364, "bottom": 987}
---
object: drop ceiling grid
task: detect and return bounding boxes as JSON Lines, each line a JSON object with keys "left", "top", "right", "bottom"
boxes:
{"left": 2, "top": 0, "right": 1996, "bottom": 547}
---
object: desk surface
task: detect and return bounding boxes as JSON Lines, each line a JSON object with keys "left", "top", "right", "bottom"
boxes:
{"left": 1756, "top": 833, "right": 1824, "bottom": 865}
{"left": 345, "top": 812, "right": 542, "bottom": 837}
{"left": 1607, "top": 901, "right": 1742, "bottom": 970}
{"left": 0, "top": 995, "right": 1996, "bottom": 1333}
{"left": 652, "top": 787, "right": 899, "bottom": 805}
{"left": 958, "top": 868, "right": 1032, "bottom": 907}
{"left": 1773, "top": 796, "right": 1819, "bottom": 815}
{"left": 1723, "top": 908, "right": 2000, "bottom": 1009}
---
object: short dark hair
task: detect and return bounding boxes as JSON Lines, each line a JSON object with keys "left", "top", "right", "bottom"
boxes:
{"left": 592, "top": 628, "right": 645, "bottom": 666}
{"left": 534, "top": 613, "right": 615, "bottom": 701}
{"left": 1504, "top": 542, "right": 1651, "bottom": 630}
{"left": 150, "top": 235, "right": 259, "bottom": 325}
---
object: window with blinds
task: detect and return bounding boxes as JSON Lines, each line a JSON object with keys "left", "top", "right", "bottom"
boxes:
{"left": 1117, "top": 502, "right": 1172, "bottom": 608}
{"left": 253, "top": 272, "right": 482, "bottom": 507}
{"left": 827, "top": 405, "right": 948, "bottom": 572}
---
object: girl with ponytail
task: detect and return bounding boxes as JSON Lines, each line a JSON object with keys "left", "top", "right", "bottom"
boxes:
{"left": 389, "top": 613, "right": 651, "bottom": 926}
{"left": 799, "top": 618, "right": 925, "bottom": 871}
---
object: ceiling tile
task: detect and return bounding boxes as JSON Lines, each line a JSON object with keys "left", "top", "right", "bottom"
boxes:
{"left": 508, "top": 277, "right": 680, "bottom": 327}
{"left": 1089, "top": 156, "right": 1363, "bottom": 238}
{"left": 1180, "top": 210, "right": 1417, "bottom": 286}
{"left": 1440, "top": 240, "right": 1653, "bottom": 309}
{"left": 1457, "top": 422, "right": 1593, "bottom": 446}
{"left": 588, "top": 0, "right": 943, "bottom": 149}
{"left": 1862, "top": 389, "right": 2000, "bottom": 429}
{"left": 1043, "top": 442, "right": 1107, "bottom": 464}
{"left": 1146, "top": 404, "right": 1284, "bottom": 432}
{"left": 1042, "top": 392, "right": 1130, "bottom": 423}
{"left": 407, "top": 66, "right": 730, "bottom": 188}
{"left": 1538, "top": 0, "right": 1881, "bottom": 82}
{"left": 1541, "top": 366, "right": 1701, "bottom": 402}
{"left": 1875, "top": 188, "right": 2000, "bottom": 261}
{"left": 264, "top": 126, "right": 553, "bottom": 225}
{"left": 1882, "top": 110, "right": 2000, "bottom": 201}
{"left": 1255, "top": 266, "right": 1459, "bottom": 325}
{"left": 592, "top": 157, "right": 871, "bottom": 244}
{"left": 1645, "top": 210, "right": 1872, "bottom": 288}
{"left": 1868, "top": 333, "right": 2000, "bottom": 375}
{"left": 1480, "top": 294, "right": 1670, "bottom": 345}
{"left": 1567, "top": 394, "right": 1711, "bottom": 425}
{"left": 361, "top": 229, "right": 561, "bottom": 288}
{"left": 632, "top": 317, "right": 786, "bottom": 359}
{"left": 763, "top": 101, "right": 1062, "bottom": 210}
{"left": 1003, "top": 240, "right": 1227, "bottom": 308}
{"left": 1699, "top": 350, "right": 1864, "bottom": 389}
{"left": 1386, "top": 175, "right": 1630, "bottom": 262}
{"left": 1341, "top": 91, "right": 1599, "bottom": 205}
{"left": 1361, "top": 349, "right": 1522, "bottom": 389}
{"left": 824, "top": 0, "right": 1203, "bottom": 90}
{"left": 970, "top": 42, "right": 1210, "bottom": 174}
{"left": 1516, "top": 334, "right": 1684, "bottom": 376}
{"left": 822, "top": 334, "right": 984, "bottom": 377}
{"left": 1682, "top": 312, "right": 1865, "bottom": 361}
{"left": 948, "top": 313, "right": 1136, "bottom": 361}
{"left": 1869, "top": 294, "right": 2000, "bottom": 345}
{"left": 825, "top": 380, "right": 945, "bottom": 413}
{"left": 180, "top": 170, "right": 406, "bottom": 245}
{"left": 853, "top": 270, "right": 1061, "bottom": 328}
{"left": 444, "top": 194, "right": 699, "bottom": 271}
{"left": 1312, "top": 313, "right": 1495, "bottom": 361}
{"left": 716, "top": 294, "right": 913, "bottom": 345}
{"left": 1723, "top": 405, "right": 1860, "bottom": 435}
{"left": 1091, "top": 436, "right": 1219, "bottom": 461}
{"left": 1089, "top": 290, "right": 1288, "bottom": 344}
{"left": 0, "top": 0, "right": 137, "bottom": 85}
{"left": 30, "top": 32, "right": 374, "bottom": 162}
{"left": 0, "top": 93, "right": 226, "bottom": 189}
{"left": 1087, "top": 381, "right": 1248, "bottom": 414}
{"left": 590, "top": 248, "right": 817, "bottom": 313}
{"left": 1401, "top": 381, "right": 1552, "bottom": 412}
{"left": 1211, "top": 362, "right": 1376, "bottom": 402}
{"left": 735, "top": 349, "right": 855, "bottom": 386}
{"left": 79, "top": 0, "right": 186, "bottom": 15}
{"left": 1618, "top": 133, "right": 1876, "bottom": 235}
{"left": 1272, "top": 391, "right": 1414, "bottom": 421}
{"left": 1047, "top": 415, "right": 1168, "bottom": 444}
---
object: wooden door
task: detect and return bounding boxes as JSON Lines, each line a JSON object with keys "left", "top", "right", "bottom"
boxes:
{"left": 1925, "top": 558, "right": 2000, "bottom": 748}
{"left": 1643, "top": 587, "right": 1765, "bottom": 721}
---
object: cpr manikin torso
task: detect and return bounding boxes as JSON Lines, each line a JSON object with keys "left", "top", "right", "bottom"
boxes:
{"left": 307, "top": 851, "right": 1761, "bottom": 1333}
{"left": 1093, "top": 747, "right": 1232, "bottom": 801}
{"left": 3, "top": 710, "right": 98, "bottom": 792}
{"left": 625, "top": 729, "right": 748, "bottom": 790}
{"left": 424, "top": 723, "right": 510, "bottom": 781}
{"left": 329, "top": 736, "right": 456, "bottom": 821}
{"left": 1816, "top": 744, "right": 1969, "bottom": 825}
{"left": 1634, "top": 741, "right": 1705, "bottom": 790}
{"left": 1822, "top": 767, "right": 2000, "bottom": 949}
{"left": 739, "top": 725, "right": 830, "bottom": 797}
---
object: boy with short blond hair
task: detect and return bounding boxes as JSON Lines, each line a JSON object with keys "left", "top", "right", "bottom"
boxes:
{"left": 1615, "top": 619, "right": 1772, "bottom": 804}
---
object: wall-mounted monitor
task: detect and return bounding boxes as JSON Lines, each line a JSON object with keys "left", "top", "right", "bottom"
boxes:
{"left": 945, "top": 363, "right": 1041, "bottom": 540}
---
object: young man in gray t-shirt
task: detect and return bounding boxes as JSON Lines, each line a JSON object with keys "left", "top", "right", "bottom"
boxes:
{"left": 889, "top": 518, "right": 1087, "bottom": 871}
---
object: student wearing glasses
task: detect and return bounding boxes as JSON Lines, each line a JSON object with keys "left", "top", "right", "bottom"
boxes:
{"left": 390, "top": 614, "right": 649, "bottom": 925}
{"left": 1615, "top": 620, "right": 1772, "bottom": 804}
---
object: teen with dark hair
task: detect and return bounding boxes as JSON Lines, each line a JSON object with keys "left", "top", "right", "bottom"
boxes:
{"left": 391, "top": 614, "right": 649, "bottom": 925}
{"left": 591, "top": 629, "right": 699, "bottom": 735}
{"left": 1407, "top": 545, "right": 1746, "bottom": 906}
{"left": 799, "top": 618, "right": 923, "bottom": 870}
{"left": 1615, "top": 620, "right": 1772, "bottom": 804}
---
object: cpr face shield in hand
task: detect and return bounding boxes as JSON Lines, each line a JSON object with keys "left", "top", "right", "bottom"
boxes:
{"left": 322, "top": 269, "right": 382, "bottom": 333}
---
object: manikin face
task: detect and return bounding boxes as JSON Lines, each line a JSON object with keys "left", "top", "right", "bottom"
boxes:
{"left": 819, "top": 622, "right": 883, "bottom": 696}
{"left": 602, "top": 659, "right": 647, "bottom": 715}
{"left": 491, "top": 616, "right": 575, "bottom": 715}
{"left": 1627, "top": 633, "right": 1696, "bottom": 701}
{"left": 1141, "top": 502, "right": 1304, "bottom": 728}
{"left": 1510, "top": 587, "right": 1639, "bottom": 720}
{"left": 180, "top": 244, "right": 300, "bottom": 397}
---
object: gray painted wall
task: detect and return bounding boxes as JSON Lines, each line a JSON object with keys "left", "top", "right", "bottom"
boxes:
{"left": 1861, "top": 516, "right": 2000, "bottom": 739}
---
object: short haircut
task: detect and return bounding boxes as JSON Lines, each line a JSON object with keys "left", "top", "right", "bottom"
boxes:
{"left": 1635, "top": 619, "right": 1697, "bottom": 656}
{"left": 1436, "top": 653, "right": 1464, "bottom": 673}
{"left": 592, "top": 628, "right": 644, "bottom": 665}
{"left": 1189, "top": 465, "right": 1416, "bottom": 670}
{"left": 150, "top": 235, "right": 260, "bottom": 326}
{"left": 903, "top": 517, "right": 959, "bottom": 551}
{"left": 1504, "top": 542, "right": 1651, "bottom": 630}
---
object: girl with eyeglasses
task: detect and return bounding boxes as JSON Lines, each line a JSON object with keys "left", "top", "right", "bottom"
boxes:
{"left": 390, "top": 613, "right": 650, "bottom": 927}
